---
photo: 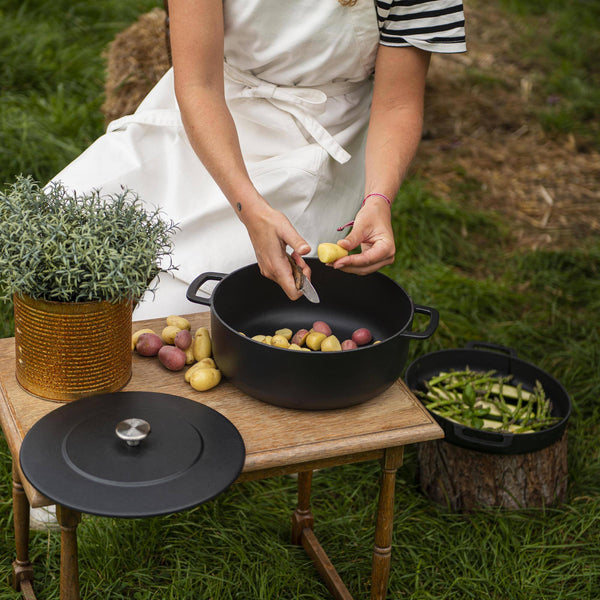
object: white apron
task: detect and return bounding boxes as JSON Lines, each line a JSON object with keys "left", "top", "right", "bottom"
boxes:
{"left": 51, "top": 0, "right": 380, "bottom": 319}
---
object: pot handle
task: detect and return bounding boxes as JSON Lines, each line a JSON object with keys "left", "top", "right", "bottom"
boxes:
{"left": 451, "top": 422, "right": 513, "bottom": 449}
{"left": 186, "top": 272, "right": 226, "bottom": 306}
{"left": 401, "top": 305, "right": 439, "bottom": 340}
{"left": 465, "top": 341, "right": 518, "bottom": 358}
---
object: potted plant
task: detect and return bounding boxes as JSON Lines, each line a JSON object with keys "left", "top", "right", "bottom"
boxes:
{"left": 0, "top": 175, "right": 178, "bottom": 401}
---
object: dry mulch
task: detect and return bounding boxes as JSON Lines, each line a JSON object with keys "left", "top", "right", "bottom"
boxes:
{"left": 414, "top": 1, "right": 599, "bottom": 251}
{"left": 102, "top": 3, "right": 599, "bottom": 252}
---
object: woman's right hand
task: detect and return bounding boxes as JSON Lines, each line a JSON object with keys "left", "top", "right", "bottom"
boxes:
{"left": 242, "top": 201, "right": 312, "bottom": 301}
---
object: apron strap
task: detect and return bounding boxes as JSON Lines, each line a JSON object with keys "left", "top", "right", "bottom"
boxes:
{"left": 224, "top": 62, "right": 364, "bottom": 164}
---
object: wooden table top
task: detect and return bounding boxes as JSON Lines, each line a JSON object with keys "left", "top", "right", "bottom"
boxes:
{"left": 0, "top": 312, "right": 442, "bottom": 508}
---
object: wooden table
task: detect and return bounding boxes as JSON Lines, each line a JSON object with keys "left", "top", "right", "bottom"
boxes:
{"left": 0, "top": 312, "right": 443, "bottom": 600}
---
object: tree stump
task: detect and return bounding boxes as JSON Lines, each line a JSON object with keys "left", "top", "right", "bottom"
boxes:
{"left": 416, "top": 431, "right": 568, "bottom": 512}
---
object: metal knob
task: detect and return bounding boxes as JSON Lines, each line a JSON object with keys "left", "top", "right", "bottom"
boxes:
{"left": 115, "top": 418, "right": 151, "bottom": 446}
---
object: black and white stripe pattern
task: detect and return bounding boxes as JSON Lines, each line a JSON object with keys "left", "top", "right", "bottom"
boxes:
{"left": 376, "top": 0, "right": 466, "bottom": 53}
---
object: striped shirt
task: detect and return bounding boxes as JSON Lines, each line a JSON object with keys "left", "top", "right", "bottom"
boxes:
{"left": 376, "top": 0, "right": 466, "bottom": 53}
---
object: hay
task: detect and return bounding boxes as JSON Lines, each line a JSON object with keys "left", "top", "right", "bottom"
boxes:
{"left": 413, "top": 1, "right": 600, "bottom": 251}
{"left": 102, "top": 8, "right": 170, "bottom": 125}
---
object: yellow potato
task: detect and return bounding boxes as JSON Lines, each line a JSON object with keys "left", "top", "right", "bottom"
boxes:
{"left": 263, "top": 335, "right": 273, "bottom": 345}
{"left": 317, "top": 242, "right": 348, "bottom": 264}
{"left": 131, "top": 328, "right": 155, "bottom": 351}
{"left": 161, "top": 325, "right": 181, "bottom": 345}
{"left": 190, "top": 368, "right": 222, "bottom": 392}
{"left": 306, "top": 331, "right": 327, "bottom": 350}
{"left": 166, "top": 315, "right": 191, "bottom": 330}
{"left": 192, "top": 327, "right": 212, "bottom": 361}
{"left": 321, "top": 335, "right": 342, "bottom": 352}
{"left": 289, "top": 343, "right": 302, "bottom": 351}
{"left": 271, "top": 334, "right": 290, "bottom": 348}
{"left": 184, "top": 347, "right": 196, "bottom": 365}
{"left": 184, "top": 358, "right": 217, "bottom": 382}
{"left": 252, "top": 335, "right": 266, "bottom": 343}
{"left": 274, "top": 328, "right": 293, "bottom": 341}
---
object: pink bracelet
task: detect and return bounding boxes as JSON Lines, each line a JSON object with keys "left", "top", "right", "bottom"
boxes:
{"left": 336, "top": 193, "right": 392, "bottom": 231}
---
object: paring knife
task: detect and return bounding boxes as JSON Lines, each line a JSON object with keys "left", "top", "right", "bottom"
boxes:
{"left": 287, "top": 254, "right": 320, "bottom": 303}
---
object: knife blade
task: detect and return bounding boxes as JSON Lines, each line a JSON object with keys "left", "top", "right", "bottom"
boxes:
{"left": 287, "top": 254, "right": 320, "bottom": 303}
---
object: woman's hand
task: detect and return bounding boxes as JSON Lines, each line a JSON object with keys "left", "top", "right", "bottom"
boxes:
{"left": 333, "top": 195, "right": 395, "bottom": 274}
{"left": 242, "top": 202, "right": 312, "bottom": 300}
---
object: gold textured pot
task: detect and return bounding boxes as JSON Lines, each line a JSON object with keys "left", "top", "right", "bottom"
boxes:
{"left": 13, "top": 294, "right": 132, "bottom": 402}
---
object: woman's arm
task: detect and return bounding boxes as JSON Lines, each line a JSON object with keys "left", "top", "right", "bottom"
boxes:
{"left": 335, "top": 45, "right": 431, "bottom": 274}
{"left": 169, "top": 0, "right": 309, "bottom": 298}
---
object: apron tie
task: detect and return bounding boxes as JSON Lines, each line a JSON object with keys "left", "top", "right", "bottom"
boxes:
{"left": 224, "top": 62, "right": 361, "bottom": 164}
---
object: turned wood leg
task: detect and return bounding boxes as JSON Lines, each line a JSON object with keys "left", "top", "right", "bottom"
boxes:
{"left": 56, "top": 506, "right": 81, "bottom": 600}
{"left": 12, "top": 462, "right": 34, "bottom": 592}
{"left": 371, "top": 446, "right": 404, "bottom": 600}
{"left": 291, "top": 470, "right": 314, "bottom": 544}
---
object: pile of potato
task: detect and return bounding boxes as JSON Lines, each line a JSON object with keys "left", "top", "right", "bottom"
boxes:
{"left": 249, "top": 320, "right": 375, "bottom": 352}
{"left": 131, "top": 316, "right": 221, "bottom": 392}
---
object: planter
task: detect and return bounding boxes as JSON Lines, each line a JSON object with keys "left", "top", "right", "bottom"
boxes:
{"left": 14, "top": 294, "right": 132, "bottom": 402}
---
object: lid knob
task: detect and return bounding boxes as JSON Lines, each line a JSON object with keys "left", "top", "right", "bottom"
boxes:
{"left": 115, "top": 418, "right": 151, "bottom": 446}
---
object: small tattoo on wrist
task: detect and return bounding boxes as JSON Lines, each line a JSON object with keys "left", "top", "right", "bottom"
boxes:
{"left": 236, "top": 202, "right": 242, "bottom": 212}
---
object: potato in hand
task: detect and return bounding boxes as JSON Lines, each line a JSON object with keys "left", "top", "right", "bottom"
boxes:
{"left": 317, "top": 242, "right": 348, "bottom": 264}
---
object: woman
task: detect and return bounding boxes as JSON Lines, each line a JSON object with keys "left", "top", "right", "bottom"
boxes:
{"left": 52, "top": 0, "right": 466, "bottom": 319}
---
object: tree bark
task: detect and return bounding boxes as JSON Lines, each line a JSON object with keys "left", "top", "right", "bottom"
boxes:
{"left": 417, "top": 431, "right": 568, "bottom": 511}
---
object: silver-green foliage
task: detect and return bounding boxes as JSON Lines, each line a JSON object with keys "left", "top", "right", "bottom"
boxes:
{"left": 0, "top": 175, "right": 178, "bottom": 303}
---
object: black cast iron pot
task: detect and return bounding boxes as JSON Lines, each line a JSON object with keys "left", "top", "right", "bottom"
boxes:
{"left": 404, "top": 341, "right": 572, "bottom": 455}
{"left": 186, "top": 258, "right": 439, "bottom": 410}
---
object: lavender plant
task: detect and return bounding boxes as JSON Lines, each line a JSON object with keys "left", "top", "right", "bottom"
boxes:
{"left": 0, "top": 176, "right": 178, "bottom": 303}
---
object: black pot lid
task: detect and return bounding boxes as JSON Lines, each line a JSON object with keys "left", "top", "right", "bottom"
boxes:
{"left": 20, "top": 392, "right": 246, "bottom": 518}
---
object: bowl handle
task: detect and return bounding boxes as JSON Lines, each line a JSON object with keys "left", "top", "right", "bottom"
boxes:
{"left": 401, "top": 305, "right": 439, "bottom": 340}
{"left": 451, "top": 423, "right": 513, "bottom": 449}
{"left": 186, "top": 272, "right": 226, "bottom": 306}
{"left": 465, "top": 341, "right": 518, "bottom": 357}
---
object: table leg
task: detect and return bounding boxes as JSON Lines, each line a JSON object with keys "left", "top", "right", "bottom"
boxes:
{"left": 370, "top": 446, "right": 404, "bottom": 600}
{"left": 56, "top": 506, "right": 81, "bottom": 600}
{"left": 291, "top": 470, "right": 314, "bottom": 544}
{"left": 11, "top": 461, "right": 35, "bottom": 594}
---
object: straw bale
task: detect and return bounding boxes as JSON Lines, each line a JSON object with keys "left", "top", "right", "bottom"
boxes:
{"left": 102, "top": 8, "right": 170, "bottom": 125}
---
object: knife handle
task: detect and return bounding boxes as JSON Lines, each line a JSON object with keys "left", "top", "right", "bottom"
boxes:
{"left": 286, "top": 254, "right": 304, "bottom": 291}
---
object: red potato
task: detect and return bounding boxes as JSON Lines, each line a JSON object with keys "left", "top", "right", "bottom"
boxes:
{"left": 312, "top": 321, "right": 332, "bottom": 336}
{"left": 174, "top": 329, "right": 193, "bottom": 351}
{"left": 136, "top": 333, "right": 164, "bottom": 357}
{"left": 291, "top": 328, "right": 309, "bottom": 346}
{"left": 351, "top": 328, "right": 372, "bottom": 346}
{"left": 341, "top": 339, "right": 358, "bottom": 350}
{"left": 158, "top": 346, "right": 187, "bottom": 371}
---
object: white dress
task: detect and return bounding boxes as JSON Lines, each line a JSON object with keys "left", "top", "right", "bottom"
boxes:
{"left": 51, "top": 0, "right": 465, "bottom": 320}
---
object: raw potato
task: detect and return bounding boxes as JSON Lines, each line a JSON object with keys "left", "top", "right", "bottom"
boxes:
{"left": 312, "top": 321, "right": 332, "bottom": 336}
{"left": 317, "top": 242, "right": 348, "bottom": 264}
{"left": 131, "top": 328, "right": 155, "bottom": 351}
{"left": 351, "top": 327, "right": 372, "bottom": 346}
{"left": 252, "top": 335, "right": 266, "bottom": 343}
{"left": 185, "top": 358, "right": 217, "bottom": 382}
{"left": 306, "top": 331, "right": 327, "bottom": 350}
{"left": 190, "top": 368, "right": 222, "bottom": 392}
{"left": 166, "top": 315, "right": 191, "bottom": 331}
{"left": 174, "top": 329, "right": 193, "bottom": 351}
{"left": 136, "top": 332, "right": 163, "bottom": 356}
{"left": 291, "top": 329, "right": 309, "bottom": 346}
{"left": 184, "top": 347, "right": 195, "bottom": 365}
{"left": 192, "top": 327, "right": 212, "bottom": 361}
{"left": 341, "top": 339, "right": 358, "bottom": 350}
{"left": 321, "top": 335, "right": 342, "bottom": 352}
{"left": 161, "top": 325, "right": 181, "bottom": 345}
{"left": 275, "top": 328, "right": 293, "bottom": 341}
{"left": 158, "top": 346, "right": 187, "bottom": 371}
{"left": 271, "top": 334, "right": 290, "bottom": 348}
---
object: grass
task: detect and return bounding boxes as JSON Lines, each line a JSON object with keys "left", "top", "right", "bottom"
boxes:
{"left": 1, "top": 0, "right": 599, "bottom": 598}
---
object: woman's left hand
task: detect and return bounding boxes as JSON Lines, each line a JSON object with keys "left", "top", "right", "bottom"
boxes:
{"left": 332, "top": 194, "right": 395, "bottom": 274}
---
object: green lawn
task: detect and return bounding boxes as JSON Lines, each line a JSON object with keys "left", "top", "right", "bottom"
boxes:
{"left": 1, "top": 0, "right": 599, "bottom": 598}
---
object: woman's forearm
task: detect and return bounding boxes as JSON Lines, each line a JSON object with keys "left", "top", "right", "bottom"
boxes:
{"left": 364, "top": 45, "right": 430, "bottom": 202}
